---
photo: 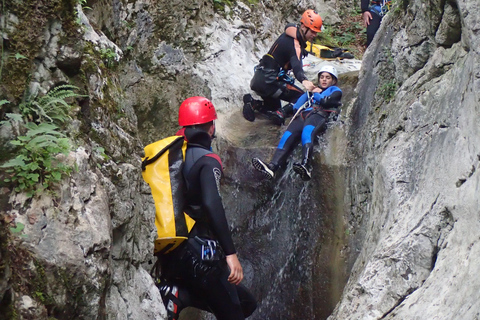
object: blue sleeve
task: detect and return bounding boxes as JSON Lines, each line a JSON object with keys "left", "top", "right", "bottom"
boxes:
{"left": 312, "top": 92, "right": 322, "bottom": 103}
{"left": 317, "top": 86, "right": 342, "bottom": 100}
{"left": 293, "top": 92, "right": 308, "bottom": 111}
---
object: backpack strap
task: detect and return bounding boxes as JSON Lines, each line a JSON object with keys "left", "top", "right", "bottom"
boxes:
{"left": 141, "top": 136, "right": 184, "bottom": 171}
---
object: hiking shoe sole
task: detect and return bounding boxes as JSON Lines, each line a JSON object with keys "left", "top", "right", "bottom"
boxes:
{"left": 242, "top": 94, "right": 255, "bottom": 122}
{"left": 293, "top": 163, "right": 312, "bottom": 181}
{"left": 252, "top": 158, "right": 274, "bottom": 179}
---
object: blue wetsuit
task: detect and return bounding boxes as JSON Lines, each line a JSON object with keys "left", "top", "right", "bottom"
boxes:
{"left": 270, "top": 87, "right": 342, "bottom": 167}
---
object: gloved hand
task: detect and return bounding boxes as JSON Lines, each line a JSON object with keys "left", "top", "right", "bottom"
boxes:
{"left": 320, "top": 96, "right": 342, "bottom": 108}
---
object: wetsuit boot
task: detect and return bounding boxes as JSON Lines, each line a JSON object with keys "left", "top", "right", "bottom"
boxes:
{"left": 157, "top": 280, "right": 190, "bottom": 320}
{"left": 252, "top": 158, "right": 278, "bottom": 179}
{"left": 293, "top": 146, "right": 312, "bottom": 181}
{"left": 242, "top": 94, "right": 260, "bottom": 122}
{"left": 265, "top": 108, "right": 285, "bottom": 126}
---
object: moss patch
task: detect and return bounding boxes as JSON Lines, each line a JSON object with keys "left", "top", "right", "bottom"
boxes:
{"left": 1, "top": 0, "right": 80, "bottom": 102}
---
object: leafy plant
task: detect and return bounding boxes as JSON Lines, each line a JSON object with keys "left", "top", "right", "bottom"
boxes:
{"left": 10, "top": 222, "right": 27, "bottom": 238}
{"left": 378, "top": 80, "right": 397, "bottom": 102}
{"left": 99, "top": 48, "right": 118, "bottom": 68}
{"left": 20, "top": 84, "right": 83, "bottom": 124}
{"left": 1, "top": 122, "right": 72, "bottom": 198}
{"left": 1, "top": 85, "right": 84, "bottom": 198}
{"left": 79, "top": 0, "right": 92, "bottom": 10}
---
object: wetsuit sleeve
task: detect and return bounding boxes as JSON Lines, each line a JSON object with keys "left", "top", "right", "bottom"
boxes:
{"left": 198, "top": 157, "right": 237, "bottom": 255}
{"left": 361, "top": 0, "right": 370, "bottom": 12}
{"left": 290, "top": 44, "right": 308, "bottom": 82}
{"left": 293, "top": 92, "right": 309, "bottom": 111}
{"left": 318, "top": 87, "right": 343, "bottom": 108}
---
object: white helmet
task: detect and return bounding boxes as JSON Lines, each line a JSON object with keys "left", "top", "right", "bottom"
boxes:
{"left": 318, "top": 65, "right": 338, "bottom": 80}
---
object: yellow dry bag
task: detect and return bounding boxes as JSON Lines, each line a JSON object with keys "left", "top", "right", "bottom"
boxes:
{"left": 141, "top": 136, "right": 195, "bottom": 254}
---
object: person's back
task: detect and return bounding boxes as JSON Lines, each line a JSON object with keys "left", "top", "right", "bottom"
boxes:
{"left": 158, "top": 97, "right": 257, "bottom": 320}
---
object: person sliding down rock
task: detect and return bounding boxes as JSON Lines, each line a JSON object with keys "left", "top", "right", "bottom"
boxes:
{"left": 243, "top": 9, "right": 323, "bottom": 125}
{"left": 252, "top": 65, "right": 342, "bottom": 181}
{"left": 158, "top": 97, "right": 257, "bottom": 320}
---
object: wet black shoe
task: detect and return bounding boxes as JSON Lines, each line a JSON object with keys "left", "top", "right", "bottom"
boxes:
{"left": 293, "top": 162, "right": 312, "bottom": 181}
{"left": 252, "top": 158, "right": 275, "bottom": 179}
{"left": 243, "top": 94, "right": 255, "bottom": 122}
{"left": 157, "top": 280, "right": 182, "bottom": 320}
{"left": 266, "top": 109, "right": 285, "bottom": 126}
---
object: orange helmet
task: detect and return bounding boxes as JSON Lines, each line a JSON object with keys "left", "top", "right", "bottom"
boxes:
{"left": 178, "top": 96, "right": 217, "bottom": 126}
{"left": 300, "top": 9, "right": 323, "bottom": 33}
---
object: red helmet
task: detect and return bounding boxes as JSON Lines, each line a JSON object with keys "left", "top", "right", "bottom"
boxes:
{"left": 300, "top": 9, "right": 323, "bottom": 33}
{"left": 178, "top": 96, "right": 217, "bottom": 126}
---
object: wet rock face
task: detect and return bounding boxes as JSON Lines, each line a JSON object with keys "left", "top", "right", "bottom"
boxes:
{"left": 2, "top": 0, "right": 478, "bottom": 319}
{"left": 330, "top": 0, "right": 480, "bottom": 319}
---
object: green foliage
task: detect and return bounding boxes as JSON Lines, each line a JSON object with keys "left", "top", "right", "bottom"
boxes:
{"left": 213, "top": 0, "right": 234, "bottom": 11}
{"left": 99, "top": 48, "right": 118, "bottom": 68}
{"left": 319, "top": 22, "right": 364, "bottom": 48}
{"left": 10, "top": 222, "right": 27, "bottom": 238}
{"left": 1, "top": 85, "right": 83, "bottom": 198}
{"left": 378, "top": 80, "right": 397, "bottom": 102}
{"left": 10, "top": 222, "right": 25, "bottom": 234}
{"left": 20, "top": 85, "right": 83, "bottom": 124}
{"left": 1, "top": 122, "right": 72, "bottom": 198}
{"left": 79, "top": 0, "right": 91, "bottom": 10}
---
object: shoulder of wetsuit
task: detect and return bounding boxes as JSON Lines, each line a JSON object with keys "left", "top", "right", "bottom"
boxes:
{"left": 284, "top": 23, "right": 298, "bottom": 39}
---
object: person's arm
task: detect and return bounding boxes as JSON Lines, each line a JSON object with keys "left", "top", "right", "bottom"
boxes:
{"left": 318, "top": 87, "right": 343, "bottom": 108}
{"left": 293, "top": 92, "right": 308, "bottom": 111}
{"left": 198, "top": 157, "right": 236, "bottom": 256}
{"left": 361, "top": 0, "right": 370, "bottom": 12}
{"left": 361, "top": 0, "right": 372, "bottom": 26}
{"left": 198, "top": 157, "right": 244, "bottom": 284}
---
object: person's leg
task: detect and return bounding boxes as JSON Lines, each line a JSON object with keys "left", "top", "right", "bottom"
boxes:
{"left": 278, "top": 82, "right": 304, "bottom": 105}
{"left": 236, "top": 284, "right": 257, "bottom": 318}
{"left": 243, "top": 94, "right": 265, "bottom": 122}
{"left": 259, "top": 95, "right": 285, "bottom": 125}
{"left": 366, "top": 9, "right": 382, "bottom": 47}
{"left": 252, "top": 116, "right": 303, "bottom": 179}
{"left": 270, "top": 116, "right": 303, "bottom": 167}
{"left": 199, "top": 260, "right": 247, "bottom": 320}
{"left": 293, "top": 114, "right": 327, "bottom": 181}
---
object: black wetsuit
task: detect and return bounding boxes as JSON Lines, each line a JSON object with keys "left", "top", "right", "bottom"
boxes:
{"left": 250, "top": 24, "right": 307, "bottom": 112}
{"left": 362, "top": 0, "right": 387, "bottom": 47}
{"left": 161, "top": 127, "right": 257, "bottom": 320}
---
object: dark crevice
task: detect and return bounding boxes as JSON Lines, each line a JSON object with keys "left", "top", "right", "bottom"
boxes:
{"left": 379, "top": 287, "right": 417, "bottom": 319}
{"left": 456, "top": 165, "right": 476, "bottom": 187}
{"left": 385, "top": 125, "right": 405, "bottom": 141}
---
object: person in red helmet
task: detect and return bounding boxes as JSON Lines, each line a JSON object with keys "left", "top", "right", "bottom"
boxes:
{"left": 158, "top": 96, "right": 257, "bottom": 320}
{"left": 243, "top": 9, "right": 323, "bottom": 125}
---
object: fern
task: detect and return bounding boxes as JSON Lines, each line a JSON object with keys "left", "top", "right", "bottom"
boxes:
{"left": 1, "top": 84, "right": 84, "bottom": 199}
{"left": 1, "top": 122, "right": 71, "bottom": 198}
{"left": 20, "top": 84, "right": 84, "bottom": 124}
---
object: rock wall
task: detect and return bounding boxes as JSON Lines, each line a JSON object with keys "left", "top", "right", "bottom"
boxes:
{"left": 330, "top": 0, "right": 480, "bottom": 318}
{"left": 2, "top": 0, "right": 478, "bottom": 319}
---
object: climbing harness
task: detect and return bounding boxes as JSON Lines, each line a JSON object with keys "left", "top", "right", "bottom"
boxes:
{"left": 370, "top": 0, "right": 391, "bottom": 17}
{"left": 277, "top": 69, "right": 295, "bottom": 85}
{"left": 288, "top": 91, "right": 313, "bottom": 126}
